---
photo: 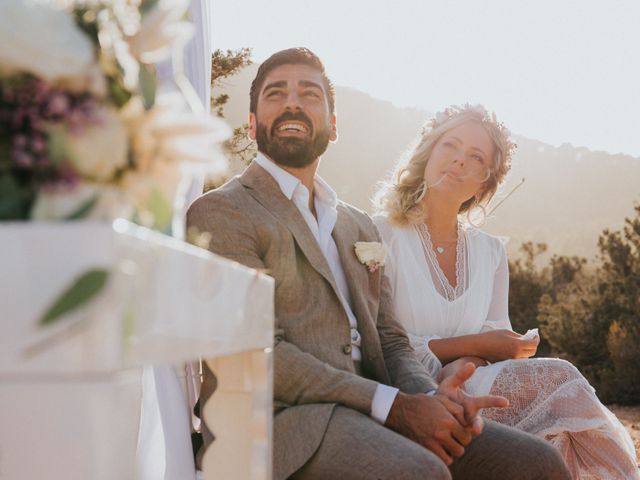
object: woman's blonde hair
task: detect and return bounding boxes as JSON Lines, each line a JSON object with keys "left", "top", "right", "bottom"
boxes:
{"left": 374, "top": 104, "right": 515, "bottom": 227}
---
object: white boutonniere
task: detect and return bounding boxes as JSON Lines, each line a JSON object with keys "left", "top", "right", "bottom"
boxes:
{"left": 354, "top": 241, "right": 386, "bottom": 273}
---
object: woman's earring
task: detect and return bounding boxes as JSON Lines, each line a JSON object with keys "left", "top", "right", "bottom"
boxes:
{"left": 466, "top": 198, "right": 487, "bottom": 228}
{"left": 414, "top": 180, "right": 427, "bottom": 204}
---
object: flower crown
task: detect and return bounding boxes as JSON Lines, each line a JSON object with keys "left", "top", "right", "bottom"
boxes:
{"left": 424, "top": 103, "right": 517, "bottom": 169}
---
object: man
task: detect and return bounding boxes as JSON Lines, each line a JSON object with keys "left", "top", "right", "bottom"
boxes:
{"left": 187, "top": 48, "right": 570, "bottom": 479}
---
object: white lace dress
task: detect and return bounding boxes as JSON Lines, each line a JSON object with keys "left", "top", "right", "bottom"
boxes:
{"left": 374, "top": 214, "right": 639, "bottom": 479}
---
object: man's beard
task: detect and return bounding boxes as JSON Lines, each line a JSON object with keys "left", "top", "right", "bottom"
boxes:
{"left": 255, "top": 112, "right": 331, "bottom": 168}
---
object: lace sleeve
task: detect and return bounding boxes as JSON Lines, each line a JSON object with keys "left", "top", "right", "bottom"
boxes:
{"left": 406, "top": 332, "right": 442, "bottom": 378}
{"left": 481, "top": 240, "right": 513, "bottom": 332}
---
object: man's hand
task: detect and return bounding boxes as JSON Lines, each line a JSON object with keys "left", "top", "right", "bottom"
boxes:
{"left": 436, "top": 356, "right": 487, "bottom": 383}
{"left": 385, "top": 391, "right": 473, "bottom": 466}
{"left": 476, "top": 329, "right": 539, "bottom": 362}
{"left": 436, "top": 361, "right": 509, "bottom": 436}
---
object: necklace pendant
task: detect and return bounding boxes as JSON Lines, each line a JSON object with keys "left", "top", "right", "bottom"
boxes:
{"left": 436, "top": 246, "right": 445, "bottom": 254}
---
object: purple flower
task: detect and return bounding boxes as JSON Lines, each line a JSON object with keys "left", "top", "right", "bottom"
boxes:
{"left": 31, "top": 134, "right": 46, "bottom": 153}
{"left": 14, "top": 134, "right": 28, "bottom": 149}
{"left": 1, "top": 76, "right": 103, "bottom": 189}
{"left": 47, "top": 92, "right": 70, "bottom": 117}
{"left": 13, "top": 150, "right": 34, "bottom": 167}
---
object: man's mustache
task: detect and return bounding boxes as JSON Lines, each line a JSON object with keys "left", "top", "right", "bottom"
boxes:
{"left": 271, "top": 112, "right": 313, "bottom": 136}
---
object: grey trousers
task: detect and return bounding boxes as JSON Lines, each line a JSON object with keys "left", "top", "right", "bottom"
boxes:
{"left": 291, "top": 406, "right": 571, "bottom": 480}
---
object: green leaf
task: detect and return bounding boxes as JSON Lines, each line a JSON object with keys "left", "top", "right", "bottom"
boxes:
{"left": 139, "top": 63, "right": 157, "bottom": 110}
{"left": 39, "top": 269, "right": 110, "bottom": 326}
{"left": 139, "top": 0, "right": 160, "bottom": 15}
{"left": 46, "top": 126, "right": 68, "bottom": 165}
{"left": 63, "top": 194, "right": 99, "bottom": 220}
{"left": 109, "top": 77, "right": 133, "bottom": 108}
{"left": 148, "top": 187, "right": 173, "bottom": 232}
{"left": 0, "top": 174, "right": 35, "bottom": 220}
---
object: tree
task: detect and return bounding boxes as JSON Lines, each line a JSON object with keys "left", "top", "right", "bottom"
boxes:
{"left": 508, "top": 242, "right": 586, "bottom": 357}
{"left": 596, "top": 204, "right": 640, "bottom": 403}
{"left": 508, "top": 241, "right": 548, "bottom": 337}
{"left": 538, "top": 203, "right": 640, "bottom": 403}
{"left": 210, "top": 48, "right": 256, "bottom": 171}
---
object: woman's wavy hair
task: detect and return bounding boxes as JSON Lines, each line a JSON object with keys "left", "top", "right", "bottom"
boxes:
{"left": 374, "top": 104, "right": 515, "bottom": 227}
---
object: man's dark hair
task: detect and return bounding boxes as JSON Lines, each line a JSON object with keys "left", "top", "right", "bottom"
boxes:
{"left": 249, "top": 47, "right": 336, "bottom": 115}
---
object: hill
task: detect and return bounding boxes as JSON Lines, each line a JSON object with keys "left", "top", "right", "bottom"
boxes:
{"left": 215, "top": 64, "right": 640, "bottom": 260}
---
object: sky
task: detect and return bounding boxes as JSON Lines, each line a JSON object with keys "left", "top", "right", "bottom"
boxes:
{"left": 211, "top": 0, "right": 640, "bottom": 158}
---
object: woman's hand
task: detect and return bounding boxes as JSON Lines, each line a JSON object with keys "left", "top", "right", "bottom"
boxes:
{"left": 474, "top": 329, "right": 539, "bottom": 362}
{"left": 437, "top": 356, "right": 487, "bottom": 383}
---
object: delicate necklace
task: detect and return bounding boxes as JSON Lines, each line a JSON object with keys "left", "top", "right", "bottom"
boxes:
{"left": 415, "top": 222, "right": 468, "bottom": 301}
{"left": 431, "top": 238, "right": 457, "bottom": 255}
{"left": 425, "top": 230, "right": 458, "bottom": 255}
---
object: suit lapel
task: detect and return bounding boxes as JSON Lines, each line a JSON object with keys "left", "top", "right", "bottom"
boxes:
{"left": 331, "top": 204, "right": 361, "bottom": 291}
{"left": 239, "top": 162, "right": 339, "bottom": 294}
{"left": 332, "top": 204, "right": 380, "bottom": 334}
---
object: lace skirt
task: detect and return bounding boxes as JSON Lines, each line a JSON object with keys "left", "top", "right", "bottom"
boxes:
{"left": 466, "top": 358, "right": 639, "bottom": 479}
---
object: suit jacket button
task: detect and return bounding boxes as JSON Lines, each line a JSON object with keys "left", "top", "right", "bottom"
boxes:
{"left": 342, "top": 344, "right": 352, "bottom": 355}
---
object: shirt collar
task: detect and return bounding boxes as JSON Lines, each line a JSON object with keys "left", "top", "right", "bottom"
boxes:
{"left": 254, "top": 152, "right": 338, "bottom": 210}
{"left": 255, "top": 152, "right": 300, "bottom": 200}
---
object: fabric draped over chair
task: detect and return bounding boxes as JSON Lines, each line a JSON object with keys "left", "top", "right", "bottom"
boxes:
{"left": 138, "top": 2, "right": 211, "bottom": 479}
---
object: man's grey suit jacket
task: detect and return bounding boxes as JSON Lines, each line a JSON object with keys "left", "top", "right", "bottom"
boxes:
{"left": 187, "top": 161, "right": 437, "bottom": 479}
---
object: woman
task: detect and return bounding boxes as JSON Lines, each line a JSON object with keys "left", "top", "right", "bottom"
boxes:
{"left": 373, "top": 104, "right": 638, "bottom": 479}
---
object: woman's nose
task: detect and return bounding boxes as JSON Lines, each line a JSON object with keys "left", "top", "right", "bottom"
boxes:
{"left": 452, "top": 156, "right": 465, "bottom": 167}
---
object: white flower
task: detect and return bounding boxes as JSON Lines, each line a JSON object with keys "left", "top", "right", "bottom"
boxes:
{"left": 119, "top": 162, "right": 181, "bottom": 229}
{"left": 30, "top": 183, "right": 132, "bottom": 221}
{"left": 0, "top": 0, "right": 95, "bottom": 83}
{"left": 62, "top": 107, "right": 129, "bottom": 182}
{"left": 434, "top": 111, "right": 449, "bottom": 125}
{"left": 354, "top": 241, "right": 386, "bottom": 273}
{"left": 127, "top": 0, "right": 193, "bottom": 63}
{"left": 123, "top": 93, "right": 230, "bottom": 176}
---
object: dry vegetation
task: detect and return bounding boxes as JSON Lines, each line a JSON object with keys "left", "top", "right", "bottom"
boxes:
{"left": 610, "top": 405, "right": 640, "bottom": 460}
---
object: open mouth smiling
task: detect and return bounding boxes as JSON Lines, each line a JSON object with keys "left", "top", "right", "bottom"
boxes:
{"left": 275, "top": 121, "right": 310, "bottom": 136}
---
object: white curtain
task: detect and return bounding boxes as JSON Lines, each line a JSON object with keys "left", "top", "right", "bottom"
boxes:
{"left": 172, "top": 0, "right": 212, "bottom": 215}
{"left": 138, "top": 2, "right": 211, "bottom": 479}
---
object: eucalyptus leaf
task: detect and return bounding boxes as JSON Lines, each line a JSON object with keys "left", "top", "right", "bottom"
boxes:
{"left": 0, "top": 136, "right": 11, "bottom": 166}
{"left": 148, "top": 187, "right": 173, "bottom": 232}
{"left": 0, "top": 174, "right": 34, "bottom": 220}
{"left": 64, "top": 194, "right": 99, "bottom": 220}
{"left": 109, "top": 78, "right": 133, "bottom": 107}
{"left": 139, "top": 64, "right": 157, "bottom": 110}
{"left": 140, "top": 0, "right": 160, "bottom": 16}
{"left": 46, "top": 126, "right": 68, "bottom": 165}
{"left": 39, "top": 269, "right": 109, "bottom": 326}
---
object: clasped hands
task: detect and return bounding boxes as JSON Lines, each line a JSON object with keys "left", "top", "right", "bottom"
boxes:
{"left": 385, "top": 362, "right": 508, "bottom": 466}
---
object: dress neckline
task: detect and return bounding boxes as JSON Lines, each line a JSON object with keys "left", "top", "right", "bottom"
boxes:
{"left": 415, "top": 222, "right": 471, "bottom": 304}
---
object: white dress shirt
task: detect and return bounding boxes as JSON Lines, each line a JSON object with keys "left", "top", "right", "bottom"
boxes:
{"left": 255, "top": 153, "right": 398, "bottom": 423}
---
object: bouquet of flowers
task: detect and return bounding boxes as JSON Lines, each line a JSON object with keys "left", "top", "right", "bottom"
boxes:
{"left": 0, "top": 0, "right": 228, "bottom": 230}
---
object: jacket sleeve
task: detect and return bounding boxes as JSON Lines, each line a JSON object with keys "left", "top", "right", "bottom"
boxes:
{"left": 368, "top": 215, "right": 438, "bottom": 394}
{"left": 376, "top": 266, "right": 439, "bottom": 393}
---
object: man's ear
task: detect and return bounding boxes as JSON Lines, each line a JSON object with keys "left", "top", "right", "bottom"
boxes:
{"left": 248, "top": 113, "right": 257, "bottom": 140}
{"left": 329, "top": 113, "right": 338, "bottom": 142}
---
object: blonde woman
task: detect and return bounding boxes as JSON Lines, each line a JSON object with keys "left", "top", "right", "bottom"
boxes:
{"left": 373, "top": 104, "right": 638, "bottom": 479}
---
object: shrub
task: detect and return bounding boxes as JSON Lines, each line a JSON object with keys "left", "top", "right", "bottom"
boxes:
{"left": 536, "top": 204, "right": 640, "bottom": 404}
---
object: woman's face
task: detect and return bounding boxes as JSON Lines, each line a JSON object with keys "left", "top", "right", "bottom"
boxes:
{"left": 423, "top": 120, "right": 495, "bottom": 205}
